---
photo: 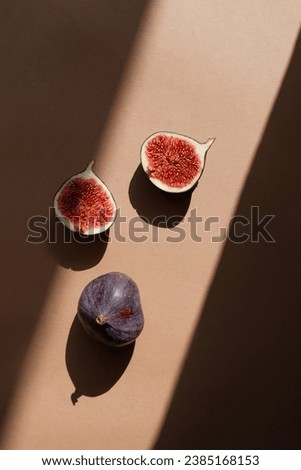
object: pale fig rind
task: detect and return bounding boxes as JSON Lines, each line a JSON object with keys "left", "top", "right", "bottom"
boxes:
{"left": 53, "top": 161, "right": 117, "bottom": 236}
{"left": 140, "top": 131, "right": 215, "bottom": 193}
{"left": 78, "top": 272, "right": 144, "bottom": 347}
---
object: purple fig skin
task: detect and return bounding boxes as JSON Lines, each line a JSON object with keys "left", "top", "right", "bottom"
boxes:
{"left": 77, "top": 272, "right": 144, "bottom": 347}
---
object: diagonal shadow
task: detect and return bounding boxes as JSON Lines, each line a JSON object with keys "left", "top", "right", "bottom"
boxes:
{"left": 0, "top": 0, "right": 149, "bottom": 443}
{"left": 154, "top": 31, "right": 301, "bottom": 449}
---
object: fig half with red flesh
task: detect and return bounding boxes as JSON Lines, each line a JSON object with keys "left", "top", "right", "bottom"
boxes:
{"left": 53, "top": 161, "right": 117, "bottom": 236}
{"left": 141, "top": 132, "right": 215, "bottom": 193}
{"left": 78, "top": 272, "right": 144, "bottom": 347}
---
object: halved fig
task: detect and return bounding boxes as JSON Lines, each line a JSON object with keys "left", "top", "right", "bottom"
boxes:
{"left": 140, "top": 131, "right": 215, "bottom": 193}
{"left": 53, "top": 161, "right": 117, "bottom": 235}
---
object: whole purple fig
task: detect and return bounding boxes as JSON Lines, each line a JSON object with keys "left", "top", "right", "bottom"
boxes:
{"left": 78, "top": 272, "right": 144, "bottom": 347}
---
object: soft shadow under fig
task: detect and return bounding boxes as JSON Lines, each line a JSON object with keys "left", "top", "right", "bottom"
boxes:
{"left": 66, "top": 316, "right": 135, "bottom": 405}
{"left": 129, "top": 164, "right": 194, "bottom": 228}
{"left": 48, "top": 209, "right": 109, "bottom": 270}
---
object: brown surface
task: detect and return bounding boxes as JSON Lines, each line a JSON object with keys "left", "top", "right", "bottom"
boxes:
{"left": 0, "top": 0, "right": 300, "bottom": 450}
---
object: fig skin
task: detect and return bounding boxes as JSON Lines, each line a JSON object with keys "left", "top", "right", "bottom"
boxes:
{"left": 78, "top": 272, "right": 144, "bottom": 347}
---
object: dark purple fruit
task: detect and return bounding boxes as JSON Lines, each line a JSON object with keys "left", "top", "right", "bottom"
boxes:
{"left": 78, "top": 272, "right": 144, "bottom": 347}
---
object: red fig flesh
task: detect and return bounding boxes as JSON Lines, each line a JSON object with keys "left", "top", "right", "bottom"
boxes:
{"left": 53, "top": 161, "right": 117, "bottom": 235}
{"left": 141, "top": 132, "right": 215, "bottom": 193}
{"left": 78, "top": 272, "right": 144, "bottom": 347}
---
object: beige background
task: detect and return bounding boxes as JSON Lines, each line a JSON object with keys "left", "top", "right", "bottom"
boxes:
{"left": 0, "top": 0, "right": 300, "bottom": 449}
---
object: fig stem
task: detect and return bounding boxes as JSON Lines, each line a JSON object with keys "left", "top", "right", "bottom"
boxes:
{"left": 85, "top": 160, "right": 95, "bottom": 173}
{"left": 96, "top": 314, "right": 107, "bottom": 325}
{"left": 203, "top": 137, "right": 215, "bottom": 152}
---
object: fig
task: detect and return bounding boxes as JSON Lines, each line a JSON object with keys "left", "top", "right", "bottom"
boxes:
{"left": 140, "top": 131, "right": 215, "bottom": 193}
{"left": 77, "top": 272, "right": 144, "bottom": 347}
{"left": 53, "top": 161, "right": 117, "bottom": 235}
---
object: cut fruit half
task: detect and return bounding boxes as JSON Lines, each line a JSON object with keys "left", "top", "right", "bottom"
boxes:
{"left": 53, "top": 161, "right": 117, "bottom": 235}
{"left": 140, "top": 131, "right": 215, "bottom": 193}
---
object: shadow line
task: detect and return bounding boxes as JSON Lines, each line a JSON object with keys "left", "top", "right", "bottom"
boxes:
{"left": 154, "top": 30, "right": 301, "bottom": 449}
{"left": 0, "top": 0, "right": 149, "bottom": 444}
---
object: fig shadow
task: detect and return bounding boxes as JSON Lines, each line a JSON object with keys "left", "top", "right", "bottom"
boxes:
{"left": 66, "top": 315, "right": 135, "bottom": 405}
{"left": 48, "top": 208, "right": 109, "bottom": 271}
{"left": 128, "top": 164, "right": 194, "bottom": 228}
